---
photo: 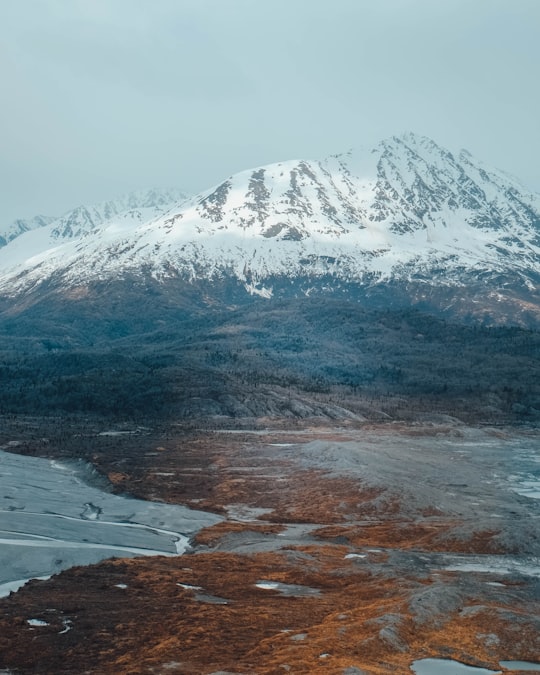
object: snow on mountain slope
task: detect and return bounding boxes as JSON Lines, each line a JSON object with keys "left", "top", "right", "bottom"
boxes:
{"left": 47, "top": 188, "right": 189, "bottom": 241}
{"left": 0, "top": 188, "right": 189, "bottom": 275}
{"left": 1, "top": 134, "right": 539, "bottom": 297}
{"left": 0, "top": 215, "right": 55, "bottom": 248}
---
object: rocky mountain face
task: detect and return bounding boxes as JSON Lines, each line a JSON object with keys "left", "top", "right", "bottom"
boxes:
{"left": 0, "top": 134, "right": 538, "bottom": 326}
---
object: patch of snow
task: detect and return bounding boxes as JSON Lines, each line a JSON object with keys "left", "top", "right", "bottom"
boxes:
{"left": 59, "top": 619, "right": 73, "bottom": 635}
{"left": 256, "top": 581, "right": 280, "bottom": 590}
{"left": 27, "top": 619, "right": 49, "bottom": 627}
{"left": 255, "top": 580, "right": 321, "bottom": 596}
{"left": 177, "top": 582, "right": 203, "bottom": 591}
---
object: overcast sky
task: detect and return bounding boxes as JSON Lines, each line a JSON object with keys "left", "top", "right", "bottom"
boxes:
{"left": 1, "top": 0, "right": 539, "bottom": 222}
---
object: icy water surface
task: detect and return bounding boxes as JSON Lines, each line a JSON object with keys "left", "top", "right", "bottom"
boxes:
{"left": 0, "top": 449, "right": 220, "bottom": 595}
{"left": 411, "top": 659, "right": 501, "bottom": 674}
{"left": 508, "top": 444, "right": 540, "bottom": 500}
{"left": 499, "top": 663, "right": 540, "bottom": 671}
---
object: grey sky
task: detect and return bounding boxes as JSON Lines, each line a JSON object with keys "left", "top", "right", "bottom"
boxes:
{"left": 1, "top": 0, "right": 539, "bottom": 222}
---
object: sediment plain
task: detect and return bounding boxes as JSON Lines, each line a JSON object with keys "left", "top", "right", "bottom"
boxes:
{"left": 0, "top": 418, "right": 538, "bottom": 674}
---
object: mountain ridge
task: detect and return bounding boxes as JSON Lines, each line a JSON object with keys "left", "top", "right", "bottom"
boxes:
{"left": 0, "top": 187, "right": 189, "bottom": 272}
{"left": 0, "top": 133, "right": 539, "bottom": 326}
{"left": 0, "top": 214, "right": 55, "bottom": 248}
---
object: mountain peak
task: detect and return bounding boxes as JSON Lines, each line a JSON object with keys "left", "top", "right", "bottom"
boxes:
{"left": 0, "top": 135, "right": 538, "bottom": 326}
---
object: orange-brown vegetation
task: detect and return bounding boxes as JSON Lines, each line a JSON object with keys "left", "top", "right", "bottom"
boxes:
{"left": 314, "top": 523, "right": 504, "bottom": 555}
{"left": 94, "top": 431, "right": 382, "bottom": 525}
{"left": 0, "top": 427, "right": 538, "bottom": 674}
{"left": 1, "top": 546, "right": 537, "bottom": 674}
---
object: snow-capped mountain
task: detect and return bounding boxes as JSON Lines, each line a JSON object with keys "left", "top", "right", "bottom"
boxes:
{"left": 46, "top": 188, "right": 189, "bottom": 242}
{"left": 0, "top": 188, "right": 188, "bottom": 251}
{"left": 0, "top": 214, "right": 55, "bottom": 248}
{"left": 0, "top": 187, "right": 189, "bottom": 277}
{"left": 0, "top": 134, "right": 538, "bottom": 320}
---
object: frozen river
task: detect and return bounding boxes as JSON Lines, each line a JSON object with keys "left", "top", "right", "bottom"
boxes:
{"left": 0, "top": 449, "right": 221, "bottom": 596}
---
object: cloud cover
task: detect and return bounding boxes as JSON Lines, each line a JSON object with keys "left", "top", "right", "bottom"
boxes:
{"left": 1, "top": 0, "right": 539, "bottom": 222}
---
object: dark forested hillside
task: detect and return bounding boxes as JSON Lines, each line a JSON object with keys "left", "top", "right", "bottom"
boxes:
{"left": 1, "top": 278, "right": 538, "bottom": 424}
